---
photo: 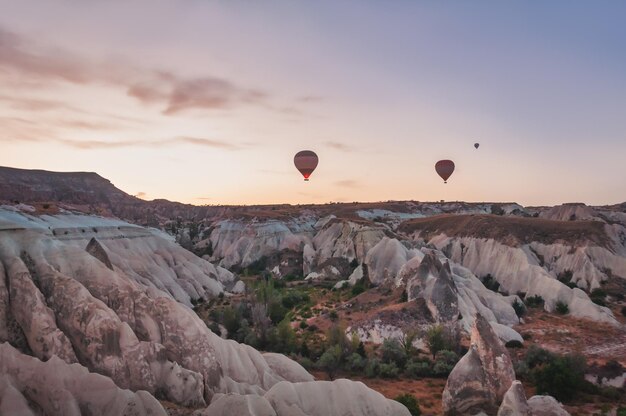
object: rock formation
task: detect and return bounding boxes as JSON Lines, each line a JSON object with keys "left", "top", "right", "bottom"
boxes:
{"left": 442, "top": 314, "right": 516, "bottom": 415}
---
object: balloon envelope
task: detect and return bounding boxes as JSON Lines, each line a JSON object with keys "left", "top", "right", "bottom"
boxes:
{"left": 294, "top": 150, "right": 318, "bottom": 181}
{"left": 474, "top": 143, "right": 480, "bottom": 149}
{"left": 435, "top": 160, "right": 455, "bottom": 183}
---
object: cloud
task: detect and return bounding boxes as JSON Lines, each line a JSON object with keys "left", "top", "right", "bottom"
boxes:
{"left": 334, "top": 179, "right": 362, "bottom": 188}
{"left": 135, "top": 192, "right": 147, "bottom": 199}
{"left": 51, "top": 136, "right": 240, "bottom": 150}
{"left": 0, "top": 26, "right": 271, "bottom": 115}
{"left": 324, "top": 141, "right": 354, "bottom": 151}
{"left": 195, "top": 196, "right": 212, "bottom": 200}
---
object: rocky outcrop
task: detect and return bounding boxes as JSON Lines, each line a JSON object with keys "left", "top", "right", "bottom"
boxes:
{"left": 209, "top": 219, "right": 313, "bottom": 269}
{"left": 0, "top": 342, "right": 167, "bottom": 416}
{"left": 86, "top": 237, "right": 114, "bottom": 270}
{"left": 527, "top": 396, "right": 571, "bottom": 416}
{"left": 263, "top": 379, "right": 411, "bottom": 416}
{"left": 442, "top": 314, "right": 516, "bottom": 415}
{"left": 426, "top": 235, "right": 618, "bottom": 324}
{"left": 497, "top": 381, "right": 531, "bottom": 416}
{"left": 0, "top": 209, "right": 410, "bottom": 415}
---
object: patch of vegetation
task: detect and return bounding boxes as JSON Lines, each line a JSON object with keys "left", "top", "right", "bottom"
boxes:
{"left": 505, "top": 340, "right": 523, "bottom": 349}
{"left": 533, "top": 354, "right": 586, "bottom": 402}
{"left": 481, "top": 274, "right": 500, "bottom": 292}
{"left": 524, "top": 295, "right": 545, "bottom": 308}
{"left": 512, "top": 298, "right": 526, "bottom": 318}
{"left": 555, "top": 301, "right": 569, "bottom": 315}
{"left": 590, "top": 288, "right": 607, "bottom": 306}
{"left": 394, "top": 394, "right": 421, "bottom": 416}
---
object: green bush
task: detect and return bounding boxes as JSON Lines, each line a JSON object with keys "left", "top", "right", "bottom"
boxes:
{"left": 590, "top": 288, "right": 607, "bottom": 306}
{"left": 621, "top": 306, "right": 626, "bottom": 317}
{"left": 317, "top": 346, "right": 342, "bottom": 380}
{"left": 512, "top": 299, "right": 526, "bottom": 318}
{"left": 532, "top": 354, "right": 586, "bottom": 402}
{"left": 394, "top": 394, "right": 421, "bottom": 416}
{"left": 379, "top": 362, "right": 400, "bottom": 378}
{"left": 404, "top": 359, "right": 433, "bottom": 378}
{"left": 365, "top": 358, "right": 380, "bottom": 378}
{"left": 555, "top": 301, "right": 569, "bottom": 315}
{"left": 345, "top": 353, "right": 366, "bottom": 372}
{"left": 381, "top": 338, "right": 407, "bottom": 368}
{"left": 525, "top": 295, "right": 545, "bottom": 308}
{"left": 524, "top": 345, "right": 555, "bottom": 369}
{"left": 432, "top": 350, "right": 458, "bottom": 377}
{"left": 351, "top": 282, "right": 366, "bottom": 297}
{"left": 481, "top": 274, "right": 500, "bottom": 292}
{"left": 505, "top": 340, "right": 524, "bottom": 349}
{"left": 282, "top": 291, "right": 310, "bottom": 309}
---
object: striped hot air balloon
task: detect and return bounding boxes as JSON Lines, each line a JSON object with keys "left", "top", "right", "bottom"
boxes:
{"left": 294, "top": 150, "right": 318, "bottom": 181}
{"left": 435, "top": 160, "right": 455, "bottom": 183}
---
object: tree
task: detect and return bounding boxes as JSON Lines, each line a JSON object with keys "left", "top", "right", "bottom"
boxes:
{"left": 318, "top": 345, "right": 342, "bottom": 380}
{"left": 532, "top": 354, "right": 586, "bottom": 402}
{"left": 426, "top": 325, "right": 446, "bottom": 359}
{"left": 400, "top": 330, "right": 418, "bottom": 356}
{"left": 394, "top": 394, "right": 421, "bottom": 416}
{"left": 381, "top": 338, "right": 407, "bottom": 368}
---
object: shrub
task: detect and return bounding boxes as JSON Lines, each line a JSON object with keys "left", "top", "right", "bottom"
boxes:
{"left": 590, "top": 288, "right": 607, "bottom": 306}
{"left": 394, "top": 394, "right": 421, "bottom": 416}
{"left": 524, "top": 345, "right": 555, "bottom": 369}
{"left": 512, "top": 299, "right": 526, "bottom": 318}
{"left": 380, "top": 338, "right": 407, "bottom": 368}
{"left": 282, "top": 291, "right": 310, "bottom": 309}
{"left": 317, "top": 346, "right": 342, "bottom": 380}
{"left": 356, "top": 341, "right": 367, "bottom": 358}
{"left": 555, "top": 301, "right": 569, "bottom": 315}
{"left": 350, "top": 258, "right": 359, "bottom": 269}
{"left": 557, "top": 270, "right": 573, "bottom": 284}
{"left": 621, "top": 306, "right": 626, "bottom": 317}
{"left": 379, "top": 362, "right": 399, "bottom": 378}
{"left": 329, "top": 310, "right": 339, "bottom": 321}
{"left": 532, "top": 354, "right": 586, "bottom": 402}
{"left": 432, "top": 350, "right": 458, "bottom": 377}
{"left": 505, "top": 340, "right": 524, "bottom": 349}
{"left": 365, "top": 358, "right": 380, "bottom": 378}
{"left": 298, "top": 357, "right": 314, "bottom": 370}
{"left": 351, "top": 282, "right": 366, "bottom": 297}
{"left": 404, "top": 359, "right": 433, "bottom": 378}
{"left": 481, "top": 274, "right": 500, "bottom": 292}
{"left": 345, "top": 353, "right": 366, "bottom": 372}
{"left": 525, "top": 295, "right": 545, "bottom": 308}
{"left": 399, "top": 291, "right": 408, "bottom": 303}
{"left": 426, "top": 325, "right": 446, "bottom": 359}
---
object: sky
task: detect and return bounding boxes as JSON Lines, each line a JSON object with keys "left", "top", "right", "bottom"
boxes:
{"left": 1, "top": 1, "right": 625, "bottom": 206}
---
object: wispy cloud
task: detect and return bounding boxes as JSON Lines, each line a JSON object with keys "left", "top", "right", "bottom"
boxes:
{"left": 324, "top": 141, "right": 354, "bottom": 151}
{"left": 0, "top": 27, "right": 273, "bottom": 115}
{"left": 334, "top": 179, "right": 362, "bottom": 188}
{"left": 135, "top": 192, "right": 147, "bottom": 199}
{"left": 51, "top": 136, "right": 240, "bottom": 150}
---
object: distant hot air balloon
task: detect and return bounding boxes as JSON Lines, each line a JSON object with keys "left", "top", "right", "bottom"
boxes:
{"left": 294, "top": 150, "right": 318, "bottom": 181}
{"left": 435, "top": 160, "right": 455, "bottom": 183}
{"left": 474, "top": 143, "right": 480, "bottom": 149}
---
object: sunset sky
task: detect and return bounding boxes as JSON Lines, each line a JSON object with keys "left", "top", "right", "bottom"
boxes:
{"left": 1, "top": 1, "right": 625, "bottom": 206}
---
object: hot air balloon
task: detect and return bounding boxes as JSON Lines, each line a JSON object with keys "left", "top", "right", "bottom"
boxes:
{"left": 435, "top": 160, "right": 455, "bottom": 183}
{"left": 474, "top": 143, "right": 480, "bottom": 149}
{"left": 294, "top": 150, "right": 318, "bottom": 181}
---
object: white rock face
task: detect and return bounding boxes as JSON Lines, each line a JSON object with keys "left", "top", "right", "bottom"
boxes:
{"left": 209, "top": 219, "right": 313, "bottom": 269}
{"left": 426, "top": 235, "right": 618, "bottom": 324}
{"left": 0, "top": 342, "right": 168, "bottom": 416}
{"left": 442, "top": 315, "right": 516, "bottom": 415}
{"left": 365, "top": 237, "right": 420, "bottom": 285}
{"left": 264, "top": 379, "right": 411, "bottom": 416}
{"left": 497, "top": 381, "right": 531, "bottom": 416}
{"left": 527, "top": 395, "right": 571, "bottom": 416}
{"left": 0, "top": 209, "right": 410, "bottom": 416}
